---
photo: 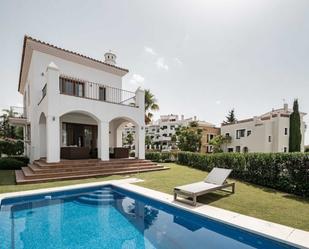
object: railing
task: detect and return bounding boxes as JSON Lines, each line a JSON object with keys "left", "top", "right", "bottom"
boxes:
{"left": 59, "top": 76, "right": 137, "bottom": 107}
{"left": 8, "top": 106, "right": 26, "bottom": 118}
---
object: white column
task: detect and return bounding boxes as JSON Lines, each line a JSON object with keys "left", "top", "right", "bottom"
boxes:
{"left": 116, "top": 127, "right": 123, "bottom": 147}
{"left": 46, "top": 116, "right": 60, "bottom": 163}
{"left": 135, "top": 126, "right": 145, "bottom": 159}
{"left": 98, "top": 121, "right": 110, "bottom": 161}
{"left": 45, "top": 62, "right": 60, "bottom": 163}
{"left": 135, "top": 88, "right": 146, "bottom": 159}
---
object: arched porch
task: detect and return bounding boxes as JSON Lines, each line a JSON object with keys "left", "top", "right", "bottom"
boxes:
{"left": 60, "top": 111, "right": 99, "bottom": 159}
{"left": 109, "top": 116, "right": 145, "bottom": 159}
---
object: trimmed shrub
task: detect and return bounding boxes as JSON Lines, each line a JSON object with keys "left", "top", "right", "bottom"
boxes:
{"left": 9, "top": 156, "right": 30, "bottom": 165}
{"left": 176, "top": 152, "right": 309, "bottom": 197}
{"left": 0, "top": 139, "right": 24, "bottom": 156}
{"left": 146, "top": 152, "right": 162, "bottom": 162}
{"left": 0, "top": 158, "right": 25, "bottom": 170}
{"left": 145, "top": 151, "right": 177, "bottom": 163}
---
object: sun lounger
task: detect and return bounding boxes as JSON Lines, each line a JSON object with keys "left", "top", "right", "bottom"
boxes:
{"left": 174, "top": 168, "right": 235, "bottom": 206}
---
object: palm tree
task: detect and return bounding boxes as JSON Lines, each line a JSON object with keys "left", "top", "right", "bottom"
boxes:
{"left": 145, "top": 89, "right": 159, "bottom": 124}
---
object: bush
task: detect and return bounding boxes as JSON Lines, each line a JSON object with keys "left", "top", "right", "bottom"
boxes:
{"left": 146, "top": 151, "right": 177, "bottom": 162}
{"left": 9, "top": 156, "right": 30, "bottom": 165}
{"left": 0, "top": 139, "right": 24, "bottom": 156}
{"left": 177, "top": 152, "right": 309, "bottom": 197}
{"left": 0, "top": 158, "right": 25, "bottom": 170}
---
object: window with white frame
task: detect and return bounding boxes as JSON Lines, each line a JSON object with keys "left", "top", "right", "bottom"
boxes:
{"left": 236, "top": 129, "right": 245, "bottom": 139}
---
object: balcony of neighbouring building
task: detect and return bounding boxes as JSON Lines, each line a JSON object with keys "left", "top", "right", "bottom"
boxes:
{"left": 7, "top": 106, "right": 28, "bottom": 126}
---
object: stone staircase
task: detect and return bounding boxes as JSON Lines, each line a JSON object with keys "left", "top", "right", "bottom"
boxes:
{"left": 15, "top": 158, "right": 168, "bottom": 184}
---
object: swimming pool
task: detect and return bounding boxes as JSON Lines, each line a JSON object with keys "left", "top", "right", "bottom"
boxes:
{"left": 0, "top": 184, "right": 298, "bottom": 249}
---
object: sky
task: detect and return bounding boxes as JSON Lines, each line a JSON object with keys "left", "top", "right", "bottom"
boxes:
{"left": 0, "top": 0, "right": 308, "bottom": 144}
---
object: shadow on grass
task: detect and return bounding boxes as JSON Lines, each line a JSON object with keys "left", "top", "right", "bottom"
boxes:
{"left": 0, "top": 170, "right": 16, "bottom": 185}
{"left": 231, "top": 178, "right": 309, "bottom": 203}
{"left": 197, "top": 191, "right": 232, "bottom": 204}
{"left": 282, "top": 193, "right": 309, "bottom": 204}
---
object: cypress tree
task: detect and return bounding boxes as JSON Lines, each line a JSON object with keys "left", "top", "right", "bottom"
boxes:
{"left": 289, "top": 99, "right": 302, "bottom": 152}
{"left": 225, "top": 109, "right": 236, "bottom": 124}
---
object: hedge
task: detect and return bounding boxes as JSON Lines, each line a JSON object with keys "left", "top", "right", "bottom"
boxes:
{"left": 146, "top": 151, "right": 309, "bottom": 197}
{"left": 0, "top": 158, "right": 26, "bottom": 170}
{"left": 146, "top": 152, "right": 177, "bottom": 163}
{"left": 0, "top": 139, "right": 24, "bottom": 156}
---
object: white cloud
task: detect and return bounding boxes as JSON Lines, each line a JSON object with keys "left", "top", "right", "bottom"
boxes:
{"left": 156, "top": 57, "right": 169, "bottom": 71}
{"left": 144, "top": 46, "right": 156, "bottom": 55}
{"left": 130, "top": 74, "right": 145, "bottom": 86}
{"left": 173, "top": 57, "right": 183, "bottom": 66}
{"left": 215, "top": 100, "right": 221, "bottom": 105}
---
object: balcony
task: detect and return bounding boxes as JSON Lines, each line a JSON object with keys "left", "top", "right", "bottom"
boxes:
{"left": 59, "top": 76, "right": 137, "bottom": 107}
{"left": 8, "top": 106, "right": 27, "bottom": 126}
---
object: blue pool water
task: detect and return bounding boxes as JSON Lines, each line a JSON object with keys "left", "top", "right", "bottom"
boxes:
{"left": 0, "top": 185, "right": 297, "bottom": 249}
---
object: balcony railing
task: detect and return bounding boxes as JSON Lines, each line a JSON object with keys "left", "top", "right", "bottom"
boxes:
{"left": 8, "top": 106, "right": 26, "bottom": 118}
{"left": 59, "top": 76, "right": 137, "bottom": 107}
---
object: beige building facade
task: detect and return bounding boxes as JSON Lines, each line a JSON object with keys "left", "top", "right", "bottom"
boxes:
{"left": 220, "top": 104, "right": 306, "bottom": 153}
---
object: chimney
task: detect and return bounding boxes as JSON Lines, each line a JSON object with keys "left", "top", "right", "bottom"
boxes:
{"left": 181, "top": 115, "right": 184, "bottom": 120}
{"left": 104, "top": 50, "right": 117, "bottom": 65}
{"left": 283, "top": 103, "right": 288, "bottom": 112}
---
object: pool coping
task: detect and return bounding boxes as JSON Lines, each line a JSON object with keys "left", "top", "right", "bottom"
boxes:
{"left": 0, "top": 178, "right": 308, "bottom": 249}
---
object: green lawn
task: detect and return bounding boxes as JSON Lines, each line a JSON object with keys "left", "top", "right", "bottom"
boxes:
{"left": 1, "top": 163, "right": 309, "bottom": 231}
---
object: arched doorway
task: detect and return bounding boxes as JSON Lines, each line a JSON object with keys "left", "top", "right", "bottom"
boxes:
{"left": 39, "top": 112, "right": 47, "bottom": 158}
{"left": 60, "top": 111, "right": 100, "bottom": 159}
{"left": 109, "top": 117, "right": 143, "bottom": 159}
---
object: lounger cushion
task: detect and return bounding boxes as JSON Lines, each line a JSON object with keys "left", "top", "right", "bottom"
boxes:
{"left": 204, "top": 168, "right": 232, "bottom": 185}
{"left": 175, "top": 182, "right": 218, "bottom": 193}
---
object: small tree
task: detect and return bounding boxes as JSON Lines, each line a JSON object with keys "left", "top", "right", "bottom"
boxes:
{"left": 209, "top": 135, "right": 231, "bottom": 153}
{"left": 0, "top": 108, "right": 22, "bottom": 139}
{"left": 224, "top": 109, "right": 236, "bottom": 124}
{"left": 289, "top": 99, "right": 302, "bottom": 152}
{"left": 125, "top": 132, "right": 134, "bottom": 148}
{"left": 176, "top": 123, "right": 202, "bottom": 152}
{"left": 145, "top": 135, "right": 152, "bottom": 148}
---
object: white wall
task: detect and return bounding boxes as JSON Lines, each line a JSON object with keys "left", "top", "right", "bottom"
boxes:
{"left": 25, "top": 50, "right": 145, "bottom": 162}
{"left": 221, "top": 115, "right": 305, "bottom": 153}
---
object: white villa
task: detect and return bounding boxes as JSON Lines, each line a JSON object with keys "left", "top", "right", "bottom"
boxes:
{"left": 11, "top": 36, "right": 146, "bottom": 163}
{"left": 221, "top": 103, "right": 307, "bottom": 153}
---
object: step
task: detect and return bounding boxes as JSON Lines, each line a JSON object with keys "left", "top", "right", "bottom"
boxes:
{"left": 34, "top": 159, "right": 152, "bottom": 168}
{"left": 86, "top": 193, "right": 114, "bottom": 199}
{"left": 93, "top": 189, "right": 112, "bottom": 194}
{"left": 15, "top": 167, "right": 169, "bottom": 184}
{"left": 21, "top": 165, "right": 164, "bottom": 179}
{"left": 76, "top": 196, "right": 115, "bottom": 205}
{"left": 30, "top": 162, "right": 158, "bottom": 172}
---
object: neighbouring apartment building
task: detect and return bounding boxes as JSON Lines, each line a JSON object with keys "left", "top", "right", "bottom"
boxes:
{"left": 123, "top": 114, "right": 220, "bottom": 152}
{"left": 220, "top": 103, "right": 307, "bottom": 153}
{"left": 123, "top": 114, "right": 194, "bottom": 151}
{"left": 198, "top": 121, "right": 220, "bottom": 153}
